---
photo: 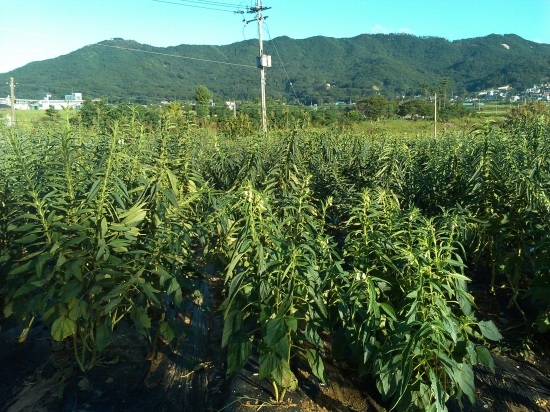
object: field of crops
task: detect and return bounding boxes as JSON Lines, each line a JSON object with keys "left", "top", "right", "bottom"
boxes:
{"left": 1, "top": 104, "right": 549, "bottom": 411}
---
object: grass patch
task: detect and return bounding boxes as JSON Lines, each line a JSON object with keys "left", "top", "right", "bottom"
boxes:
{"left": 0, "top": 109, "right": 49, "bottom": 124}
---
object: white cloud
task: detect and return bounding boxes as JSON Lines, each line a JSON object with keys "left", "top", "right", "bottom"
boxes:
{"left": 372, "top": 24, "right": 414, "bottom": 35}
{"left": 371, "top": 24, "right": 390, "bottom": 34}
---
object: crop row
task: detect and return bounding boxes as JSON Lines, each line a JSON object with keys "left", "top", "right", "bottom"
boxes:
{"left": 1, "top": 105, "right": 549, "bottom": 410}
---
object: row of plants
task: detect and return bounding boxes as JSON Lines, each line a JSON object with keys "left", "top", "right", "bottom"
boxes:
{"left": 1, "top": 102, "right": 549, "bottom": 410}
{"left": 67, "top": 97, "right": 478, "bottom": 139}
{"left": 0, "top": 113, "right": 208, "bottom": 371}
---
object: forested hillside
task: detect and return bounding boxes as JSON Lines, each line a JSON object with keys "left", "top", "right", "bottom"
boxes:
{"left": 3, "top": 33, "right": 549, "bottom": 103}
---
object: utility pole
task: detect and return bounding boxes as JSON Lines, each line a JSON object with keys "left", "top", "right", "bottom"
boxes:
{"left": 247, "top": 0, "right": 271, "bottom": 136}
{"left": 10, "top": 77, "right": 16, "bottom": 125}
{"left": 434, "top": 93, "right": 437, "bottom": 137}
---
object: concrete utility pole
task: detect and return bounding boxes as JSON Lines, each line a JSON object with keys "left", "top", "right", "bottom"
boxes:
{"left": 247, "top": 0, "right": 271, "bottom": 136}
{"left": 434, "top": 93, "right": 437, "bottom": 137}
{"left": 10, "top": 77, "right": 16, "bottom": 125}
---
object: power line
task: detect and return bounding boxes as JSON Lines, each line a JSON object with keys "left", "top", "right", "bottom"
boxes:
{"left": 176, "top": 0, "right": 245, "bottom": 8}
{"left": 94, "top": 43, "right": 256, "bottom": 68}
{"left": 152, "top": 0, "right": 244, "bottom": 13}
{"left": 262, "top": 22, "right": 301, "bottom": 104}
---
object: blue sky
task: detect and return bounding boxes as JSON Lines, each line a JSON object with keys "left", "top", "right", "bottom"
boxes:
{"left": 1, "top": 0, "right": 549, "bottom": 73}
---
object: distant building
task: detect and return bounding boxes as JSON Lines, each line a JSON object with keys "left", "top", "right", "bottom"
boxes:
{"left": 64, "top": 93, "right": 83, "bottom": 101}
{"left": 37, "top": 93, "right": 84, "bottom": 110}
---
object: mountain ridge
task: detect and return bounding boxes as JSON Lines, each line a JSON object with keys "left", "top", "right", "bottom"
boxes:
{"left": 3, "top": 33, "right": 549, "bottom": 103}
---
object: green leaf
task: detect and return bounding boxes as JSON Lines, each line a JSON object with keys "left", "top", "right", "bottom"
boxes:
{"left": 260, "top": 279, "right": 270, "bottom": 301}
{"left": 379, "top": 302, "right": 397, "bottom": 320}
{"left": 475, "top": 346, "right": 495, "bottom": 373}
{"left": 87, "top": 179, "right": 101, "bottom": 201}
{"left": 222, "top": 309, "right": 242, "bottom": 347}
{"left": 271, "top": 360, "right": 297, "bottom": 390}
{"left": 15, "top": 234, "right": 40, "bottom": 244}
{"left": 3, "top": 301, "right": 14, "bottom": 318}
{"left": 95, "top": 322, "right": 113, "bottom": 352}
{"left": 69, "top": 299, "right": 88, "bottom": 320}
{"left": 227, "top": 271, "right": 245, "bottom": 302}
{"left": 306, "top": 349, "right": 326, "bottom": 383}
{"left": 13, "top": 278, "right": 40, "bottom": 298}
{"left": 429, "top": 369, "right": 446, "bottom": 412}
{"left": 272, "top": 335, "right": 290, "bottom": 360}
{"left": 478, "top": 320, "right": 503, "bottom": 341}
{"left": 311, "top": 287, "right": 327, "bottom": 318}
{"left": 122, "top": 206, "right": 147, "bottom": 227}
{"left": 109, "top": 225, "right": 129, "bottom": 232}
{"left": 51, "top": 316, "right": 76, "bottom": 341}
{"left": 130, "top": 306, "right": 151, "bottom": 335}
{"left": 227, "top": 339, "right": 252, "bottom": 376}
{"left": 101, "top": 217, "right": 108, "bottom": 238}
{"left": 62, "top": 236, "right": 88, "bottom": 250}
{"left": 167, "top": 169, "right": 179, "bottom": 193}
{"left": 102, "top": 278, "right": 136, "bottom": 302}
{"left": 35, "top": 253, "right": 49, "bottom": 277}
{"left": 536, "top": 312, "right": 550, "bottom": 333}
{"left": 10, "top": 223, "right": 37, "bottom": 232}
{"left": 162, "top": 189, "right": 180, "bottom": 210}
{"left": 101, "top": 297, "right": 122, "bottom": 315}
{"left": 305, "top": 323, "right": 322, "bottom": 347}
{"left": 96, "top": 238, "right": 106, "bottom": 261}
{"left": 9, "top": 260, "right": 34, "bottom": 276}
{"left": 456, "top": 289, "right": 473, "bottom": 316}
{"left": 167, "top": 278, "right": 180, "bottom": 295}
{"left": 284, "top": 316, "right": 297, "bottom": 332}
{"left": 453, "top": 363, "right": 475, "bottom": 404}
{"left": 61, "top": 280, "right": 82, "bottom": 303}
{"left": 159, "top": 321, "right": 176, "bottom": 342}
{"left": 266, "top": 317, "right": 287, "bottom": 347}
{"left": 259, "top": 352, "right": 279, "bottom": 380}
{"left": 139, "top": 282, "right": 161, "bottom": 305}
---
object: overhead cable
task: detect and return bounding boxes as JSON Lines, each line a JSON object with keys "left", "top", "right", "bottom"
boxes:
{"left": 262, "top": 22, "right": 301, "bottom": 104}
{"left": 152, "top": 0, "right": 243, "bottom": 13}
{"left": 94, "top": 43, "right": 256, "bottom": 68}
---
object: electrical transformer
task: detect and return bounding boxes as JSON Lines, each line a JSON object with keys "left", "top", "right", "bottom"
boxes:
{"left": 256, "top": 54, "right": 272, "bottom": 68}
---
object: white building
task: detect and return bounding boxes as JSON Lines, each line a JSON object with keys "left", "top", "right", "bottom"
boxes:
{"left": 38, "top": 93, "right": 83, "bottom": 110}
{"left": 1, "top": 93, "right": 84, "bottom": 110}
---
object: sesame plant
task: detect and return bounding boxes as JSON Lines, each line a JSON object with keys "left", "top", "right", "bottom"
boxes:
{"left": 1, "top": 115, "right": 204, "bottom": 371}
{"left": 1, "top": 102, "right": 549, "bottom": 411}
{"left": 220, "top": 171, "right": 331, "bottom": 402}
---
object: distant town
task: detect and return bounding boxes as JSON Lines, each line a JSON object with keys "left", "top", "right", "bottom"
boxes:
{"left": 1, "top": 83, "right": 549, "bottom": 112}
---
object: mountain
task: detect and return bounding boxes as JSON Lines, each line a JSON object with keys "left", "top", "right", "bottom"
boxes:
{"left": 3, "top": 33, "right": 549, "bottom": 104}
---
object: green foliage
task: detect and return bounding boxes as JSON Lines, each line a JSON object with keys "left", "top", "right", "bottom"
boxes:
{"left": 45, "top": 105, "right": 58, "bottom": 121}
{"left": 398, "top": 99, "right": 433, "bottom": 118}
{"left": 357, "top": 95, "right": 392, "bottom": 120}
{"left": 195, "top": 85, "right": 212, "bottom": 118}
{"left": 438, "top": 103, "right": 476, "bottom": 121}
{"left": 5, "top": 34, "right": 550, "bottom": 102}
{"left": 2, "top": 104, "right": 550, "bottom": 411}
{"left": 194, "top": 85, "right": 212, "bottom": 104}
{"left": 0, "top": 117, "right": 205, "bottom": 371}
